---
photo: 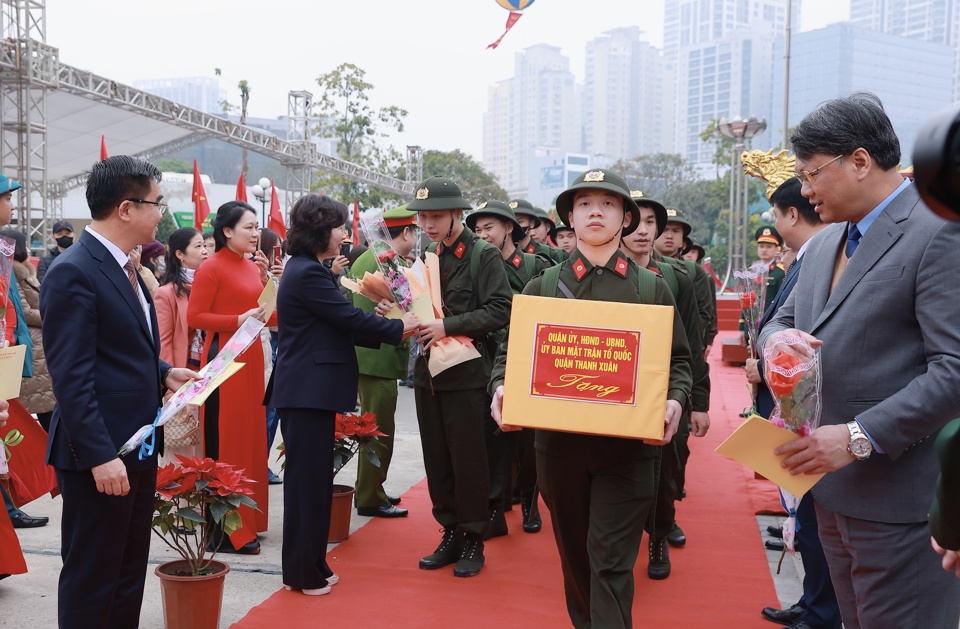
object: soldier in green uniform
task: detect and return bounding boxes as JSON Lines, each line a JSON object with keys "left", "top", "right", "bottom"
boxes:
{"left": 407, "top": 176, "right": 513, "bottom": 578}
{"left": 554, "top": 221, "right": 577, "bottom": 254}
{"left": 510, "top": 199, "right": 565, "bottom": 264}
{"left": 620, "top": 193, "right": 710, "bottom": 580}
{"left": 467, "top": 201, "right": 550, "bottom": 535}
{"left": 349, "top": 204, "right": 419, "bottom": 518}
{"left": 736, "top": 227, "right": 785, "bottom": 345}
{"left": 490, "top": 169, "right": 692, "bottom": 628}
{"left": 532, "top": 207, "right": 570, "bottom": 260}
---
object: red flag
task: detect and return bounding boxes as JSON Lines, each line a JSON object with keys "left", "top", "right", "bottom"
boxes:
{"left": 487, "top": 12, "right": 522, "bottom": 49}
{"left": 100, "top": 135, "right": 109, "bottom": 161}
{"left": 192, "top": 160, "right": 211, "bottom": 231}
{"left": 352, "top": 199, "right": 360, "bottom": 244}
{"left": 268, "top": 180, "right": 286, "bottom": 239}
{"left": 235, "top": 173, "right": 248, "bottom": 203}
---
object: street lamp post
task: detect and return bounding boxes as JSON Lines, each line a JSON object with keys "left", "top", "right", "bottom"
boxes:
{"left": 251, "top": 177, "right": 272, "bottom": 227}
{"left": 717, "top": 116, "right": 767, "bottom": 292}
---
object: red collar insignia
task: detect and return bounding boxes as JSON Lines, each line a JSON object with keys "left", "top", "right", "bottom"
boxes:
{"left": 614, "top": 257, "right": 628, "bottom": 277}
{"left": 511, "top": 253, "right": 522, "bottom": 268}
{"left": 436, "top": 243, "right": 443, "bottom": 256}
{"left": 572, "top": 258, "right": 587, "bottom": 280}
{"left": 454, "top": 242, "right": 466, "bottom": 259}
{"left": 525, "top": 243, "right": 536, "bottom": 254}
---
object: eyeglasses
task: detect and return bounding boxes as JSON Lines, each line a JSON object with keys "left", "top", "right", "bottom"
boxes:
{"left": 127, "top": 198, "right": 168, "bottom": 214}
{"left": 795, "top": 155, "right": 844, "bottom": 184}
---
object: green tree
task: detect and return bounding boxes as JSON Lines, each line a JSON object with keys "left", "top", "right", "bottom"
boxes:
{"left": 611, "top": 153, "right": 698, "bottom": 202}
{"left": 417, "top": 149, "right": 507, "bottom": 206}
{"left": 313, "top": 63, "right": 408, "bottom": 208}
{"left": 154, "top": 158, "right": 192, "bottom": 174}
{"left": 215, "top": 68, "right": 252, "bottom": 177}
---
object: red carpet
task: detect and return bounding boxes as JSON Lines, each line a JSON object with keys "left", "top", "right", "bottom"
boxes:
{"left": 233, "top": 344, "right": 782, "bottom": 628}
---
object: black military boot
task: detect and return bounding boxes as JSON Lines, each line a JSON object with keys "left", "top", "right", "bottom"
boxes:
{"left": 648, "top": 536, "right": 671, "bottom": 580}
{"left": 482, "top": 507, "right": 508, "bottom": 540}
{"left": 419, "top": 528, "right": 463, "bottom": 570}
{"left": 453, "top": 534, "right": 485, "bottom": 578}
{"left": 521, "top": 491, "right": 542, "bottom": 533}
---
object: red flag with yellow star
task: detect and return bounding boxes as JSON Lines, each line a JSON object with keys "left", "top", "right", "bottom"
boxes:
{"left": 192, "top": 160, "right": 210, "bottom": 230}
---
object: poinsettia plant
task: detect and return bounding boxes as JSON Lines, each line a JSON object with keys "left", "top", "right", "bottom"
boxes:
{"left": 277, "top": 412, "right": 387, "bottom": 479}
{"left": 153, "top": 455, "right": 259, "bottom": 576}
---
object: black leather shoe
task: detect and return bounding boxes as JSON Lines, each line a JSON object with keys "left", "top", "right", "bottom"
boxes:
{"left": 420, "top": 529, "right": 463, "bottom": 570}
{"left": 10, "top": 512, "right": 48, "bottom": 529}
{"left": 767, "top": 524, "right": 783, "bottom": 539}
{"left": 648, "top": 537, "right": 671, "bottom": 579}
{"left": 357, "top": 502, "right": 408, "bottom": 518}
{"left": 783, "top": 620, "right": 811, "bottom": 629}
{"left": 765, "top": 539, "right": 785, "bottom": 552}
{"left": 453, "top": 536, "right": 485, "bottom": 578}
{"left": 483, "top": 507, "right": 508, "bottom": 540}
{"left": 666, "top": 522, "right": 686, "bottom": 547}
{"left": 521, "top": 491, "right": 542, "bottom": 533}
{"left": 387, "top": 495, "right": 401, "bottom": 506}
{"left": 760, "top": 604, "right": 804, "bottom": 625}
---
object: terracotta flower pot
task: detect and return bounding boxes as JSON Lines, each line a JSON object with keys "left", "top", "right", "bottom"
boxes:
{"left": 329, "top": 483, "right": 355, "bottom": 543}
{"left": 155, "top": 559, "right": 230, "bottom": 629}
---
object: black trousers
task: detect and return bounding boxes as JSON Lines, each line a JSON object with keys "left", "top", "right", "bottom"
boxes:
{"left": 279, "top": 409, "right": 337, "bottom": 589}
{"left": 538, "top": 445, "right": 656, "bottom": 629}
{"left": 414, "top": 386, "right": 490, "bottom": 536}
{"left": 56, "top": 465, "right": 156, "bottom": 629}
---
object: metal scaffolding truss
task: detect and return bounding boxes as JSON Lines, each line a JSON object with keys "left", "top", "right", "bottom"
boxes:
{"left": 0, "top": 0, "right": 415, "bottom": 246}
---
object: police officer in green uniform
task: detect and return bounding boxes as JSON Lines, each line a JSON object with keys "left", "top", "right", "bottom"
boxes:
{"left": 491, "top": 169, "right": 692, "bottom": 628}
{"left": 736, "top": 226, "right": 785, "bottom": 345}
{"left": 349, "top": 204, "right": 419, "bottom": 518}
{"left": 621, "top": 192, "right": 710, "bottom": 579}
{"left": 531, "top": 206, "right": 570, "bottom": 260}
{"left": 467, "top": 201, "right": 550, "bottom": 535}
{"left": 408, "top": 177, "right": 513, "bottom": 578}
{"left": 510, "top": 199, "right": 565, "bottom": 265}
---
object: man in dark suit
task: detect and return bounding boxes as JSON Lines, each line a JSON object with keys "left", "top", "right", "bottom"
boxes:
{"left": 41, "top": 156, "right": 196, "bottom": 628}
{"left": 761, "top": 93, "right": 960, "bottom": 628}
{"left": 746, "top": 177, "right": 840, "bottom": 629}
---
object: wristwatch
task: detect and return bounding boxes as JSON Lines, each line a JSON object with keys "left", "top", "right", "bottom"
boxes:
{"left": 847, "top": 421, "right": 873, "bottom": 460}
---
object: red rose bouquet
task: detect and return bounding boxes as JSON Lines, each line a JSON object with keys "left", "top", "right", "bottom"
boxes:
{"left": 734, "top": 261, "right": 770, "bottom": 358}
{"left": 762, "top": 332, "right": 822, "bottom": 553}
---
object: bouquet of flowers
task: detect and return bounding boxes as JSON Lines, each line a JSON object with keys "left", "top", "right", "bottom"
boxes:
{"left": 734, "top": 261, "right": 770, "bottom": 358}
{"left": 277, "top": 411, "right": 387, "bottom": 479}
{"left": 361, "top": 212, "right": 415, "bottom": 310}
{"left": 763, "top": 332, "right": 823, "bottom": 553}
{"left": 153, "top": 455, "right": 258, "bottom": 576}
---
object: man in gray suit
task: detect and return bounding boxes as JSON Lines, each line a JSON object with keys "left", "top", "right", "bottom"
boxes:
{"left": 761, "top": 92, "right": 960, "bottom": 628}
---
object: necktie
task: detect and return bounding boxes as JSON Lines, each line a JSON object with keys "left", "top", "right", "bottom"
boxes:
{"left": 846, "top": 223, "right": 861, "bottom": 258}
{"left": 124, "top": 259, "right": 143, "bottom": 302}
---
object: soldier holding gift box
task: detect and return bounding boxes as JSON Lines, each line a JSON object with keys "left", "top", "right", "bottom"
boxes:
{"left": 490, "top": 168, "right": 692, "bottom": 628}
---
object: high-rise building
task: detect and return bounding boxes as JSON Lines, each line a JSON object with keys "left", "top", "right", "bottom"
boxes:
{"left": 848, "top": 0, "right": 960, "bottom": 101}
{"left": 133, "top": 77, "right": 228, "bottom": 115}
{"left": 482, "top": 44, "right": 579, "bottom": 198}
{"left": 666, "top": 0, "right": 798, "bottom": 166}
{"left": 582, "top": 27, "right": 673, "bottom": 162}
{"left": 771, "top": 22, "right": 954, "bottom": 162}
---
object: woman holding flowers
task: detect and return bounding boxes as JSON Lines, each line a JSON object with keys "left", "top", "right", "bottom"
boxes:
{"left": 188, "top": 202, "right": 278, "bottom": 555}
{"left": 266, "top": 194, "right": 417, "bottom": 596}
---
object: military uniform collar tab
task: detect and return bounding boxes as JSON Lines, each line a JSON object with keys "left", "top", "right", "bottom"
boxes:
{"left": 510, "top": 253, "right": 523, "bottom": 268}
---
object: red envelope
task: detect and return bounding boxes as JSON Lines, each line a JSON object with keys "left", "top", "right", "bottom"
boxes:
{"left": 2, "top": 400, "right": 58, "bottom": 508}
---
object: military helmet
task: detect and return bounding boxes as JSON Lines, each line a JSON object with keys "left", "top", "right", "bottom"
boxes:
{"left": 508, "top": 199, "right": 542, "bottom": 228}
{"left": 555, "top": 169, "right": 641, "bottom": 236}
{"left": 629, "top": 190, "right": 668, "bottom": 238}
{"left": 465, "top": 200, "right": 523, "bottom": 242}
{"left": 407, "top": 176, "right": 472, "bottom": 212}
{"left": 664, "top": 207, "right": 692, "bottom": 238}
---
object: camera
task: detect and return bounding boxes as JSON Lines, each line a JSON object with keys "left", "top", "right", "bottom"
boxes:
{"left": 914, "top": 105, "right": 960, "bottom": 221}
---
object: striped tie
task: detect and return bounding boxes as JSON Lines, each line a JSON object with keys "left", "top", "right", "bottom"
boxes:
{"left": 123, "top": 259, "right": 143, "bottom": 301}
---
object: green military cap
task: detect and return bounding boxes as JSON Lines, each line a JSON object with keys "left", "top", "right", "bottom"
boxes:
{"left": 508, "top": 199, "right": 542, "bottom": 227}
{"left": 555, "top": 169, "right": 641, "bottom": 236}
{"left": 382, "top": 203, "right": 418, "bottom": 227}
{"left": 534, "top": 207, "right": 556, "bottom": 231}
{"left": 755, "top": 225, "right": 782, "bottom": 246}
{"left": 629, "top": 190, "right": 668, "bottom": 238}
{"left": 664, "top": 207, "right": 692, "bottom": 238}
{"left": 407, "top": 176, "right": 472, "bottom": 212}
{"left": 465, "top": 200, "right": 522, "bottom": 241}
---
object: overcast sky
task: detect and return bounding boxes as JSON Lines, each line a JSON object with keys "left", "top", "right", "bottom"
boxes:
{"left": 46, "top": 0, "right": 848, "bottom": 160}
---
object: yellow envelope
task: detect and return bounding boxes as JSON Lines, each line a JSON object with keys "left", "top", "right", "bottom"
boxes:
{"left": 715, "top": 414, "right": 824, "bottom": 496}
{"left": 258, "top": 277, "right": 279, "bottom": 321}
{"left": 0, "top": 344, "right": 26, "bottom": 400}
{"left": 501, "top": 294, "right": 674, "bottom": 440}
{"left": 187, "top": 362, "right": 246, "bottom": 406}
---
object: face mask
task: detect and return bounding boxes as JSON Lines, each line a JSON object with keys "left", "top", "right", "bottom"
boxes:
{"left": 56, "top": 235, "right": 73, "bottom": 249}
{"left": 155, "top": 258, "right": 166, "bottom": 276}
